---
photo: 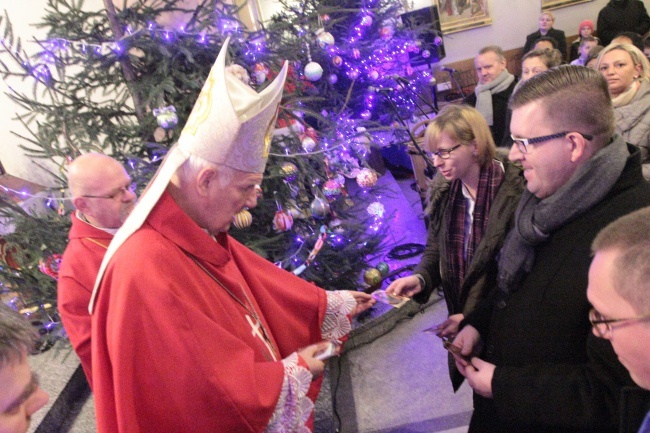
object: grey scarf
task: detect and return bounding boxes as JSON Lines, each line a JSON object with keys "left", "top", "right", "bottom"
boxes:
{"left": 497, "top": 136, "right": 629, "bottom": 294}
{"left": 474, "top": 70, "right": 515, "bottom": 126}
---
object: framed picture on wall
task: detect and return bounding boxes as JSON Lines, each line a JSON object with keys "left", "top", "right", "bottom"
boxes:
{"left": 542, "top": 0, "right": 593, "bottom": 11}
{"left": 436, "top": 0, "right": 492, "bottom": 34}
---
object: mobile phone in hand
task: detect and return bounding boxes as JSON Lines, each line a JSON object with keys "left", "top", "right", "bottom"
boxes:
{"left": 313, "top": 342, "right": 338, "bottom": 361}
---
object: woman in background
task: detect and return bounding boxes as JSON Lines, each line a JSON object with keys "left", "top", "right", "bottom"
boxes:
{"left": 523, "top": 11, "right": 567, "bottom": 61}
{"left": 385, "top": 105, "right": 524, "bottom": 390}
{"left": 597, "top": 43, "right": 650, "bottom": 178}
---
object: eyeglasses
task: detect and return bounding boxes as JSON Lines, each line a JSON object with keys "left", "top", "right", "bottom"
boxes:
{"left": 429, "top": 144, "right": 462, "bottom": 160}
{"left": 82, "top": 182, "right": 137, "bottom": 200}
{"left": 511, "top": 131, "right": 593, "bottom": 154}
{"left": 589, "top": 308, "right": 650, "bottom": 338}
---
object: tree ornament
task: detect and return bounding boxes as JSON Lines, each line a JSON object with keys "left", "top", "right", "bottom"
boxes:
{"left": 310, "top": 195, "right": 331, "bottom": 219}
{"left": 304, "top": 62, "right": 324, "bottom": 81}
{"left": 273, "top": 191, "right": 294, "bottom": 232}
{"left": 153, "top": 106, "right": 178, "bottom": 130}
{"left": 233, "top": 209, "right": 253, "bottom": 229}
{"left": 281, "top": 162, "right": 299, "bottom": 181}
{"left": 367, "top": 201, "right": 385, "bottom": 218}
{"left": 422, "top": 49, "right": 431, "bottom": 59}
{"left": 38, "top": 254, "right": 62, "bottom": 279}
{"left": 253, "top": 63, "right": 269, "bottom": 84}
{"left": 368, "top": 69, "right": 379, "bottom": 80}
{"left": 379, "top": 26, "right": 394, "bottom": 39}
{"left": 316, "top": 29, "right": 335, "bottom": 48}
{"left": 328, "top": 73, "right": 338, "bottom": 85}
{"left": 376, "top": 262, "right": 390, "bottom": 277}
{"left": 273, "top": 210, "right": 294, "bottom": 232}
{"left": 301, "top": 136, "right": 317, "bottom": 152}
{"left": 364, "top": 268, "right": 382, "bottom": 286}
{"left": 0, "top": 238, "right": 20, "bottom": 269}
{"left": 332, "top": 56, "right": 343, "bottom": 67}
{"left": 356, "top": 168, "right": 378, "bottom": 188}
{"left": 322, "top": 179, "right": 342, "bottom": 200}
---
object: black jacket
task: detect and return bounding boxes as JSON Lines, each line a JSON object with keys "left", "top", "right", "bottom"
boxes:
{"left": 463, "top": 142, "right": 650, "bottom": 432}
{"left": 464, "top": 79, "right": 517, "bottom": 146}
{"left": 597, "top": 0, "right": 650, "bottom": 46}
{"left": 523, "top": 27, "right": 568, "bottom": 61}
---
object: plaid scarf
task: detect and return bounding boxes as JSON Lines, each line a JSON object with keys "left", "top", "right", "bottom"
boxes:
{"left": 445, "top": 160, "right": 504, "bottom": 306}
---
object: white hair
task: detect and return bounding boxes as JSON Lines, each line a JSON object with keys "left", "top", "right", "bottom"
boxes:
{"left": 179, "top": 153, "right": 235, "bottom": 188}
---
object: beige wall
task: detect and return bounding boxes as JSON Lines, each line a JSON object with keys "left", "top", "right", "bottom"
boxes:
{"left": 1, "top": 0, "right": 649, "bottom": 183}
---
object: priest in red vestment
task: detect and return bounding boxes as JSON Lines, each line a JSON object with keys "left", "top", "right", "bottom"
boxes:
{"left": 89, "top": 37, "right": 375, "bottom": 433}
{"left": 57, "top": 154, "right": 136, "bottom": 388}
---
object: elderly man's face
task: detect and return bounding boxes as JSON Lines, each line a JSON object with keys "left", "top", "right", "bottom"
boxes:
{"left": 0, "top": 352, "right": 49, "bottom": 433}
{"left": 508, "top": 100, "right": 577, "bottom": 199}
{"left": 475, "top": 51, "right": 507, "bottom": 85}
{"left": 587, "top": 249, "right": 650, "bottom": 390}
{"left": 205, "top": 168, "right": 263, "bottom": 234}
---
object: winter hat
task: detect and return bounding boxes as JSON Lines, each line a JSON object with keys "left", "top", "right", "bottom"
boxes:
{"left": 579, "top": 20, "right": 595, "bottom": 34}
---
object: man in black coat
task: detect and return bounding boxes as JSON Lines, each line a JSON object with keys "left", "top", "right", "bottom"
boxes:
{"left": 597, "top": 0, "right": 650, "bottom": 47}
{"left": 464, "top": 46, "right": 516, "bottom": 146}
{"left": 523, "top": 11, "right": 567, "bottom": 61}
{"left": 453, "top": 66, "right": 650, "bottom": 432}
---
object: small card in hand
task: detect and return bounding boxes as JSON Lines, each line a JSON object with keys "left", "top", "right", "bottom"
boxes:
{"left": 441, "top": 338, "right": 478, "bottom": 371}
{"left": 371, "top": 290, "right": 409, "bottom": 308}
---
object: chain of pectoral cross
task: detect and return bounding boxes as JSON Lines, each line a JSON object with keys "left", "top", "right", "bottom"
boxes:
{"left": 189, "top": 256, "right": 279, "bottom": 362}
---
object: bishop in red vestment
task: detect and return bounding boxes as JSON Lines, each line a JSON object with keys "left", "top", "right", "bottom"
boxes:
{"left": 89, "top": 38, "right": 374, "bottom": 432}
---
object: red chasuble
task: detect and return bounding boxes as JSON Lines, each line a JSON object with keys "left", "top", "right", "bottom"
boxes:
{"left": 58, "top": 213, "right": 112, "bottom": 388}
{"left": 91, "top": 191, "right": 327, "bottom": 432}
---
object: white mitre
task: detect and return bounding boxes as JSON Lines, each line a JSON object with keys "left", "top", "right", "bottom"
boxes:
{"left": 89, "top": 37, "right": 288, "bottom": 313}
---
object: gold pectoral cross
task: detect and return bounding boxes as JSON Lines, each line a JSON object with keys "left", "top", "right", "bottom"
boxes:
{"left": 246, "top": 314, "right": 278, "bottom": 361}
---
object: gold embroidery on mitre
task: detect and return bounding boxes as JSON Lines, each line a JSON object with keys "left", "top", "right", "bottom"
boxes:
{"left": 182, "top": 74, "right": 216, "bottom": 137}
{"left": 262, "top": 107, "right": 280, "bottom": 158}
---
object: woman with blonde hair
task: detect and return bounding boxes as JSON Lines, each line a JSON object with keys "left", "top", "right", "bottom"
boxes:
{"left": 385, "top": 104, "right": 525, "bottom": 390}
{"left": 597, "top": 43, "right": 650, "bottom": 178}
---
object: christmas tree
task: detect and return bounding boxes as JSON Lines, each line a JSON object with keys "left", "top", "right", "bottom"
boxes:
{"left": 0, "top": 0, "right": 434, "bottom": 342}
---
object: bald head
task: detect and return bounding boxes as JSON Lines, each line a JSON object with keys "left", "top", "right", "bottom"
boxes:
{"left": 68, "top": 154, "right": 127, "bottom": 197}
{"left": 68, "top": 154, "right": 136, "bottom": 229}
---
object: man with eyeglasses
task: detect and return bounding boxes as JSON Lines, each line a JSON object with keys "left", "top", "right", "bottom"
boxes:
{"left": 57, "top": 153, "right": 137, "bottom": 388}
{"left": 588, "top": 207, "right": 650, "bottom": 432}
{"left": 453, "top": 65, "right": 650, "bottom": 432}
{"left": 0, "top": 304, "right": 49, "bottom": 433}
